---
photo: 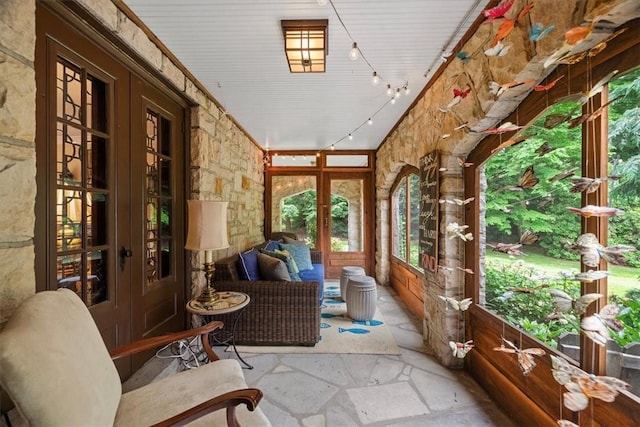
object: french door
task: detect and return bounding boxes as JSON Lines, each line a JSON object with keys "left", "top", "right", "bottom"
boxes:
{"left": 322, "top": 173, "right": 373, "bottom": 278}
{"left": 36, "top": 5, "right": 185, "bottom": 376}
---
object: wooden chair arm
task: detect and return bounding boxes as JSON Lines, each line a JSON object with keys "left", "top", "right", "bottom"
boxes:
{"left": 110, "top": 320, "right": 224, "bottom": 361}
{"left": 151, "top": 388, "right": 263, "bottom": 427}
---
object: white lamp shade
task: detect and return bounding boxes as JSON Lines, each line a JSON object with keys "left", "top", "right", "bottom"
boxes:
{"left": 185, "top": 200, "right": 229, "bottom": 251}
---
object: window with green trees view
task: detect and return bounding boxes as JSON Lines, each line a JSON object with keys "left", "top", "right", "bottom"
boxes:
{"left": 482, "top": 67, "right": 639, "bottom": 395}
{"left": 391, "top": 166, "right": 421, "bottom": 269}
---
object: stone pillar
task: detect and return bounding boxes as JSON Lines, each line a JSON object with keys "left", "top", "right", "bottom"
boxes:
{"left": 0, "top": 0, "right": 37, "bottom": 324}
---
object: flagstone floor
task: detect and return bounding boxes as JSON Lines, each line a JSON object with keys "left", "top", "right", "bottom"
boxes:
{"left": 208, "top": 282, "right": 515, "bottom": 426}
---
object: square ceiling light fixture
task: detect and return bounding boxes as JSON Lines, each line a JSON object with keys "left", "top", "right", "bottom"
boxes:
{"left": 281, "top": 19, "right": 328, "bottom": 73}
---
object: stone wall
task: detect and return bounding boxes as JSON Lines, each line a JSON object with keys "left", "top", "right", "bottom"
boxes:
{"left": 375, "top": 0, "right": 639, "bottom": 365}
{"left": 0, "top": 0, "right": 265, "bottom": 322}
{"left": 0, "top": 0, "right": 37, "bottom": 324}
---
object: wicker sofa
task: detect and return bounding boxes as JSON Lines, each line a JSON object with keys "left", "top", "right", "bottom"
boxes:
{"left": 211, "top": 236, "right": 323, "bottom": 346}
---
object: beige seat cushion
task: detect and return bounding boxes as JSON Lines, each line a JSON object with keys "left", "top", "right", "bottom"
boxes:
{"left": 115, "top": 359, "right": 270, "bottom": 426}
{"left": 0, "top": 289, "right": 122, "bottom": 426}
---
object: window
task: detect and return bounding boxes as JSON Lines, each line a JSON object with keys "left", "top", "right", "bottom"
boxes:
{"left": 391, "top": 166, "right": 421, "bottom": 269}
{"left": 476, "top": 67, "right": 639, "bottom": 396}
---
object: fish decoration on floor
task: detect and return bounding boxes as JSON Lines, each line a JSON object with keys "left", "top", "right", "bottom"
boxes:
{"left": 449, "top": 340, "right": 474, "bottom": 358}
{"left": 581, "top": 304, "right": 624, "bottom": 346}
{"left": 567, "top": 232, "right": 635, "bottom": 267}
{"left": 321, "top": 312, "right": 346, "bottom": 319}
{"left": 493, "top": 337, "right": 546, "bottom": 376}
{"left": 550, "top": 354, "right": 630, "bottom": 411}
{"left": 438, "top": 295, "right": 473, "bottom": 311}
{"left": 446, "top": 222, "right": 473, "bottom": 241}
{"left": 338, "top": 327, "right": 370, "bottom": 335}
{"left": 567, "top": 205, "right": 625, "bottom": 218}
{"left": 548, "top": 289, "right": 602, "bottom": 315}
{"left": 320, "top": 322, "right": 331, "bottom": 329}
{"left": 352, "top": 319, "right": 383, "bottom": 327}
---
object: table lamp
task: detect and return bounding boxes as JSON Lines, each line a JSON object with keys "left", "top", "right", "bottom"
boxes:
{"left": 185, "top": 200, "right": 229, "bottom": 303}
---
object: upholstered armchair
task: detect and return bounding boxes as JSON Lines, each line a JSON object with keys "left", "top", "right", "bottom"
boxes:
{"left": 0, "top": 289, "right": 270, "bottom": 426}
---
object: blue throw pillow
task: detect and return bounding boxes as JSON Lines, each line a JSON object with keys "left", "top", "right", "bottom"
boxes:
{"left": 260, "top": 249, "right": 301, "bottom": 281}
{"left": 280, "top": 242, "right": 313, "bottom": 271}
{"left": 236, "top": 248, "right": 262, "bottom": 281}
{"left": 262, "top": 240, "right": 282, "bottom": 252}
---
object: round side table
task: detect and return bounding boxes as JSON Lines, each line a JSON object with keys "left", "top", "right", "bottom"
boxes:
{"left": 186, "top": 291, "right": 253, "bottom": 369}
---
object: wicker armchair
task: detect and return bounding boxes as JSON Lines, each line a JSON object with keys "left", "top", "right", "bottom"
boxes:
{"left": 211, "top": 243, "right": 322, "bottom": 346}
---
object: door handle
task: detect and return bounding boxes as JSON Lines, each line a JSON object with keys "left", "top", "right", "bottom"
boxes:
{"left": 119, "top": 246, "right": 133, "bottom": 271}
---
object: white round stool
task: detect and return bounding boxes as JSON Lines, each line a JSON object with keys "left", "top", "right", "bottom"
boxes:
{"left": 340, "top": 266, "right": 365, "bottom": 301}
{"left": 346, "top": 275, "right": 377, "bottom": 321}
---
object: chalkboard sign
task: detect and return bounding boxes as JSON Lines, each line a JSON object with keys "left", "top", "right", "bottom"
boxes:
{"left": 419, "top": 151, "right": 439, "bottom": 272}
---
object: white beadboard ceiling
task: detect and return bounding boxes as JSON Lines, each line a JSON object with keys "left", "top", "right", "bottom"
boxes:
{"left": 124, "top": 0, "right": 490, "bottom": 151}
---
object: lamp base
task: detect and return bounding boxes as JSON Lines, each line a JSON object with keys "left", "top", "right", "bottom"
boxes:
{"left": 197, "top": 285, "right": 220, "bottom": 304}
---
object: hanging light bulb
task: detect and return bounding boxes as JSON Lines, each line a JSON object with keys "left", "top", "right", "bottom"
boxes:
{"left": 395, "top": 88, "right": 401, "bottom": 99}
{"left": 390, "top": 97, "right": 396, "bottom": 105}
{"left": 348, "top": 133, "right": 353, "bottom": 140}
{"left": 404, "top": 85, "right": 410, "bottom": 95}
{"left": 330, "top": 144, "right": 335, "bottom": 150}
{"left": 386, "top": 84, "right": 393, "bottom": 96}
{"left": 317, "top": 0, "right": 328, "bottom": 5}
{"left": 371, "top": 71, "right": 380, "bottom": 86}
{"left": 367, "top": 118, "right": 373, "bottom": 125}
{"left": 349, "top": 42, "right": 359, "bottom": 61}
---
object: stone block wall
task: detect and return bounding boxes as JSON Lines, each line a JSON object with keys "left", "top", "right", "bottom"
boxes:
{"left": 0, "top": 0, "right": 265, "bottom": 322}
{"left": 0, "top": 0, "right": 37, "bottom": 324}
{"left": 375, "top": 0, "right": 639, "bottom": 365}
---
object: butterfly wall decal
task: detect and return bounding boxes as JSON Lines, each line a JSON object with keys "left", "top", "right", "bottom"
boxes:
{"left": 530, "top": 23, "right": 555, "bottom": 42}
{"left": 569, "top": 96, "right": 623, "bottom": 129}
{"left": 446, "top": 222, "right": 473, "bottom": 241}
{"left": 481, "top": 122, "right": 523, "bottom": 134}
{"left": 485, "top": 41, "right": 511, "bottom": 57}
{"left": 519, "top": 229, "right": 539, "bottom": 245}
{"left": 567, "top": 232, "right": 636, "bottom": 267}
{"left": 490, "top": 135, "right": 529, "bottom": 154}
{"left": 565, "top": 25, "right": 592, "bottom": 46}
{"left": 487, "top": 242, "right": 523, "bottom": 256}
{"left": 548, "top": 289, "right": 602, "bottom": 315}
{"left": 489, "top": 79, "right": 534, "bottom": 97}
{"left": 569, "top": 270, "right": 609, "bottom": 283}
{"left": 493, "top": 337, "right": 546, "bottom": 376}
{"left": 439, "top": 197, "right": 475, "bottom": 206}
{"left": 491, "top": 19, "right": 515, "bottom": 47}
{"left": 549, "top": 167, "right": 578, "bottom": 182}
{"left": 579, "top": 70, "right": 619, "bottom": 103}
{"left": 438, "top": 295, "right": 473, "bottom": 311}
{"left": 455, "top": 51, "right": 472, "bottom": 63}
{"left": 569, "top": 176, "right": 619, "bottom": 194}
{"left": 483, "top": 0, "right": 514, "bottom": 21}
{"left": 550, "top": 354, "right": 630, "bottom": 412}
{"left": 533, "top": 75, "right": 564, "bottom": 91}
{"left": 440, "top": 88, "right": 472, "bottom": 112}
{"left": 543, "top": 113, "right": 572, "bottom": 129}
{"left": 517, "top": 166, "right": 539, "bottom": 189}
{"left": 449, "top": 340, "right": 474, "bottom": 358}
{"left": 581, "top": 304, "right": 624, "bottom": 346}
{"left": 535, "top": 142, "right": 555, "bottom": 156}
{"left": 567, "top": 205, "right": 625, "bottom": 218}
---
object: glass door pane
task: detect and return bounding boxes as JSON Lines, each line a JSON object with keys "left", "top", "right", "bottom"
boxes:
{"left": 55, "top": 58, "right": 109, "bottom": 307}
{"left": 270, "top": 175, "right": 318, "bottom": 247}
{"left": 330, "top": 178, "right": 364, "bottom": 252}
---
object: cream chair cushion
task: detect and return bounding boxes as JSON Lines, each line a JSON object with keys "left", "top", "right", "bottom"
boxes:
{"left": 0, "top": 289, "right": 122, "bottom": 426}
